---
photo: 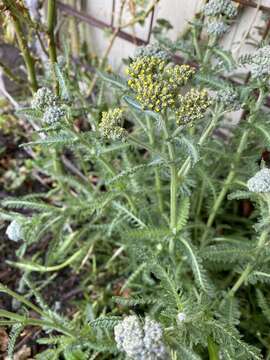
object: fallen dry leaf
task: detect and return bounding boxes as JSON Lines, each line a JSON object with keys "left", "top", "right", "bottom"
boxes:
{"left": 0, "top": 327, "right": 8, "bottom": 352}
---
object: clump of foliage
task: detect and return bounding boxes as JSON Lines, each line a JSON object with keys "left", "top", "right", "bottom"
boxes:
{"left": 1, "top": 1, "right": 270, "bottom": 359}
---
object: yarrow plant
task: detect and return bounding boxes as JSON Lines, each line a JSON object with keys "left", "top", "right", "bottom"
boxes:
{"left": 1, "top": 2, "right": 270, "bottom": 360}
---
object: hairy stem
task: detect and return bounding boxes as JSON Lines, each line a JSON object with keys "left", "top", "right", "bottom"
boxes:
{"left": 192, "top": 27, "right": 202, "bottom": 61}
{"left": 208, "top": 337, "right": 220, "bottom": 360}
{"left": 47, "top": 0, "right": 59, "bottom": 93}
{"left": 203, "top": 35, "right": 217, "bottom": 67}
{"left": 5, "top": 5, "right": 38, "bottom": 92}
{"left": 146, "top": 117, "right": 164, "bottom": 214}
{"left": 162, "top": 118, "right": 178, "bottom": 234}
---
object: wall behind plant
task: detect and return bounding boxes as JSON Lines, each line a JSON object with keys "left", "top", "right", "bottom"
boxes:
{"left": 61, "top": 0, "right": 270, "bottom": 69}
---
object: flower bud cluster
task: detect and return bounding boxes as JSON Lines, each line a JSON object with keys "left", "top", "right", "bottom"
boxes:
{"left": 43, "top": 105, "right": 66, "bottom": 125}
{"left": 114, "top": 315, "right": 167, "bottom": 360}
{"left": 127, "top": 55, "right": 204, "bottom": 119}
{"left": 176, "top": 89, "right": 212, "bottom": 125}
{"left": 240, "top": 46, "right": 270, "bottom": 79}
{"left": 31, "top": 87, "right": 57, "bottom": 111}
{"left": 203, "top": 0, "right": 237, "bottom": 18}
{"left": 134, "top": 43, "right": 171, "bottom": 61}
{"left": 6, "top": 220, "right": 23, "bottom": 242}
{"left": 32, "top": 87, "right": 66, "bottom": 125}
{"left": 99, "top": 108, "right": 127, "bottom": 141}
{"left": 215, "top": 88, "right": 240, "bottom": 110}
{"left": 206, "top": 19, "right": 229, "bottom": 37}
{"left": 247, "top": 168, "right": 270, "bottom": 193}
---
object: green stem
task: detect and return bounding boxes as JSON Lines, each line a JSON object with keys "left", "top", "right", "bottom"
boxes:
{"left": 192, "top": 27, "right": 202, "bottom": 61}
{"left": 146, "top": 117, "right": 164, "bottom": 214}
{"left": 229, "top": 229, "right": 268, "bottom": 296}
{"left": 47, "top": 0, "right": 59, "bottom": 93}
{"left": 201, "top": 90, "right": 265, "bottom": 244}
{"left": 162, "top": 118, "right": 178, "bottom": 233}
{"left": 203, "top": 35, "right": 217, "bottom": 67}
{"left": 6, "top": 6, "right": 38, "bottom": 92}
{"left": 208, "top": 337, "right": 220, "bottom": 360}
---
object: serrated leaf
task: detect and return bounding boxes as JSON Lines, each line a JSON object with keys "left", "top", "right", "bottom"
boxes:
{"left": 176, "top": 196, "right": 190, "bottom": 231}
{"left": 228, "top": 190, "right": 252, "bottom": 200}
{"left": 55, "top": 64, "right": 71, "bottom": 101}
{"left": 97, "top": 70, "right": 128, "bottom": 90}
{"left": 179, "top": 237, "right": 213, "bottom": 294}
{"left": 123, "top": 95, "right": 161, "bottom": 122}
{"left": 16, "top": 108, "right": 43, "bottom": 120}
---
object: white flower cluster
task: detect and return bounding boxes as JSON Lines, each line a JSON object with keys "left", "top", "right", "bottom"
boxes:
{"left": 203, "top": 0, "right": 237, "bottom": 18}
{"left": 206, "top": 19, "right": 229, "bottom": 37}
{"left": 244, "top": 46, "right": 270, "bottom": 79}
{"left": 215, "top": 88, "right": 240, "bottom": 110}
{"left": 32, "top": 87, "right": 66, "bottom": 124}
{"left": 43, "top": 105, "right": 66, "bottom": 125}
{"left": 114, "top": 315, "right": 167, "bottom": 360}
{"left": 6, "top": 220, "right": 23, "bottom": 242}
{"left": 247, "top": 168, "right": 270, "bottom": 193}
{"left": 134, "top": 43, "right": 171, "bottom": 61}
{"left": 31, "top": 87, "right": 57, "bottom": 111}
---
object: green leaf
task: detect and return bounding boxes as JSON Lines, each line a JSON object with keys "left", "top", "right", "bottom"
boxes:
{"left": 20, "top": 134, "right": 77, "bottom": 147}
{"left": 228, "top": 190, "right": 252, "bottom": 200}
{"left": 16, "top": 107, "right": 43, "bottom": 120}
{"left": 55, "top": 64, "right": 71, "bottom": 100}
{"left": 179, "top": 237, "right": 214, "bottom": 294}
{"left": 97, "top": 70, "right": 128, "bottom": 90}
{"left": 176, "top": 196, "right": 190, "bottom": 231}
{"left": 176, "top": 136, "right": 200, "bottom": 165}
{"left": 89, "top": 316, "right": 121, "bottom": 329}
{"left": 113, "top": 201, "right": 147, "bottom": 229}
{"left": 123, "top": 95, "right": 161, "bottom": 122}
{"left": 253, "top": 123, "right": 270, "bottom": 146}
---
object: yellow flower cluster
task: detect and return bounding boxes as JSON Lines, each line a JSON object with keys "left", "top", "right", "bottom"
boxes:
{"left": 166, "top": 64, "right": 195, "bottom": 87}
{"left": 127, "top": 56, "right": 195, "bottom": 113}
{"left": 99, "top": 108, "right": 127, "bottom": 141}
{"left": 176, "top": 89, "right": 212, "bottom": 125}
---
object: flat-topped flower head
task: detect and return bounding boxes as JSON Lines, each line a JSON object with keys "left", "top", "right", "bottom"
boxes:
{"left": 166, "top": 64, "right": 196, "bottom": 87}
{"left": 42, "top": 105, "right": 66, "bottom": 125}
{"left": 240, "top": 46, "right": 270, "bottom": 79}
{"left": 206, "top": 20, "right": 229, "bottom": 37}
{"left": 134, "top": 43, "right": 171, "bottom": 62}
{"left": 247, "top": 168, "right": 270, "bottom": 193}
{"left": 6, "top": 220, "right": 23, "bottom": 242}
{"left": 31, "top": 87, "right": 57, "bottom": 111}
{"left": 203, "top": 0, "right": 237, "bottom": 18}
{"left": 114, "top": 315, "right": 144, "bottom": 357}
{"left": 176, "top": 89, "right": 212, "bottom": 125}
{"left": 99, "top": 108, "right": 127, "bottom": 141}
{"left": 127, "top": 56, "right": 195, "bottom": 113}
{"left": 215, "top": 88, "right": 240, "bottom": 110}
{"left": 114, "top": 315, "right": 167, "bottom": 360}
